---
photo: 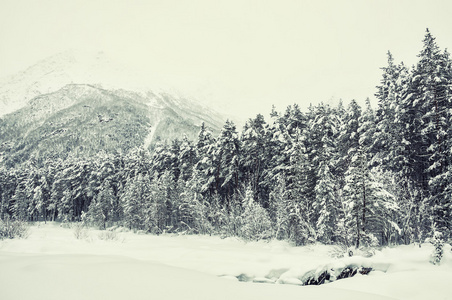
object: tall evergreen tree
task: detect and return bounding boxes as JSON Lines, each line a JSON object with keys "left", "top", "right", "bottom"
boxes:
{"left": 240, "top": 114, "right": 268, "bottom": 206}
{"left": 217, "top": 120, "right": 241, "bottom": 207}
{"left": 178, "top": 135, "right": 197, "bottom": 182}
{"left": 310, "top": 104, "right": 341, "bottom": 243}
{"left": 121, "top": 173, "right": 151, "bottom": 230}
{"left": 85, "top": 179, "right": 116, "bottom": 229}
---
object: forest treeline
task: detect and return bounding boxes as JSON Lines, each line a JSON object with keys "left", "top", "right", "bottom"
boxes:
{"left": 0, "top": 29, "right": 451, "bottom": 248}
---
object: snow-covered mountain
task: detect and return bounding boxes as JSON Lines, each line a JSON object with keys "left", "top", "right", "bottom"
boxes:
{"left": 1, "top": 51, "right": 109, "bottom": 116}
{"left": 0, "top": 50, "right": 223, "bottom": 116}
{"left": 0, "top": 51, "right": 226, "bottom": 165}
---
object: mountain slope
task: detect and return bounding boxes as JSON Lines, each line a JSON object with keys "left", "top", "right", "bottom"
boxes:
{"left": 0, "top": 50, "right": 195, "bottom": 117}
{"left": 0, "top": 51, "right": 117, "bottom": 116}
{"left": 0, "top": 51, "right": 227, "bottom": 166}
{"left": 0, "top": 84, "right": 224, "bottom": 166}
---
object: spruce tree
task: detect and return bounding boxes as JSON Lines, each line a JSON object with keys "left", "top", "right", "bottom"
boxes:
{"left": 121, "top": 174, "right": 151, "bottom": 230}
{"left": 240, "top": 114, "right": 268, "bottom": 206}
{"left": 269, "top": 174, "right": 290, "bottom": 240}
{"left": 396, "top": 29, "right": 452, "bottom": 239}
{"left": 310, "top": 103, "right": 341, "bottom": 243}
{"left": 86, "top": 179, "right": 116, "bottom": 229}
{"left": 217, "top": 120, "right": 241, "bottom": 207}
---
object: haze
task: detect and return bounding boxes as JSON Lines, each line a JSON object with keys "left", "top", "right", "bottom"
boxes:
{"left": 1, "top": 0, "right": 452, "bottom": 120}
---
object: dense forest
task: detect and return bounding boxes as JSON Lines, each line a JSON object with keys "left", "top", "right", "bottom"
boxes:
{"left": 0, "top": 29, "right": 451, "bottom": 248}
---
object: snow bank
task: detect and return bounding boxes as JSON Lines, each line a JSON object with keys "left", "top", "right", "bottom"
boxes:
{"left": 1, "top": 223, "right": 451, "bottom": 300}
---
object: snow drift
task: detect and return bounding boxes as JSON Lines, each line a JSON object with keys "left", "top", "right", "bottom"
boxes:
{"left": 0, "top": 223, "right": 451, "bottom": 300}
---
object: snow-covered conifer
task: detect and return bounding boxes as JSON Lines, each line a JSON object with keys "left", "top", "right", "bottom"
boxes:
{"left": 240, "top": 185, "right": 273, "bottom": 241}
{"left": 430, "top": 231, "right": 444, "bottom": 265}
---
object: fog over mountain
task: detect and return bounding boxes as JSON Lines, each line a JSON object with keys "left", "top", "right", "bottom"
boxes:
{"left": 0, "top": 51, "right": 226, "bottom": 166}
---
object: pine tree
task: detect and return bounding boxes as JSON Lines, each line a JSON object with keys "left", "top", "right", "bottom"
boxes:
{"left": 342, "top": 101, "right": 372, "bottom": 248}
{"left": 124, "top": 147, "right": 152, "bottom": 179}
{"left": 260, "top": 107, "right": 288, "bottom": 211}
{"left": 147, "top": 171, "right": 174, "bottom": 233}
{"left": 86, "top": 179, "right": 116, "bottom": 229}
{"left": 415, "top": 31, "right": 452, "bottom": 238}
{"left": 430, "top": 231, "right": 444, "bottom": 265}
{"left": 374, "top": 52, "right": 419, "bottom": 244}
{"left": 0, "top": 167, "right": 15, "bottom": 219}
{"left": 343, "top": 100, "right": 395, "bottom": 248}
{"left": 268, "top": 174, "right": 290, "bottom": 240}
{"left": 344, "top": 148, "right": 367, "bottom": 248}
{"left": 179, "top": 169, "right": 213, "bottom": 234}
{"left": 11, "top": 181, "right": 28, "bottom": 221}
{"left": 217, "top": 120, "right": 242, "bottom": 207}
{"left": 194, "top": 123, "right": 217, "bottom": 196}
{"left": 396, "top": 29, "right": 452, "bottom": 239}
{"left": 240, "top": 114, "right": 268, "bottom": 206}
{"left": 121, "top": 174, "right": 151, "bottom": 230}
{"left": 31, "top": 186, "right": 44, "bottom": 221}
{"left": 374, "top": 52, "right": 410, "bottom": 171}
{"left": 285, "top": 129, "right": 317, "bottom": 245}
{"left": 178, "top": 135, "right": 197, "bottom": 182}
{"left": 310, "top": 103, "right": 341, "bottom": 243}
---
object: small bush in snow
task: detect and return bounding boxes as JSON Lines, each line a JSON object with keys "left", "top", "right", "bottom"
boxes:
{"left": 328, "top": 245, "right": 349, "bottom": 258}
{"left": 73, "top": 222, "right": 90, "bottom": 240}
{"left": 237, "top": 186, "right": 273, "bottom": 241}
{"left": 430, "top": 231, "right": 444, "bottom": 265}
{"left": 98, "top": 230, "right": 122, "bottom": 242}
{"left": 60, "top": 222, "right": 72, "bottom": 228}
{"left": 0, "top": 217, "right": 30, "bottom": 240}
{"left": 240, "top": 204, "right": 273, "bottom": 241}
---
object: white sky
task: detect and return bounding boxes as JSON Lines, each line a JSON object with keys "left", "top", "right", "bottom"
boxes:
{"left": 1, "top": 0, "right": 452, "bottom": 120}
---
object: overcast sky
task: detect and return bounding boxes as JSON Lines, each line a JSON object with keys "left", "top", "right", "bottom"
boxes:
{"left": 1, "top": 0, "right": 452, "bottom": 120}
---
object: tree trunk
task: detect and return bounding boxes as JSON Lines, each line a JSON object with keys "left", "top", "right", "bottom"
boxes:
{"left": 362, "top": 175, "right": 367, "bottom": 245}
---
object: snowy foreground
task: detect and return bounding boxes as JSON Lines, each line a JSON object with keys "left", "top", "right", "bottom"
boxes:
{"left": 0, "top": 223, "right": 451, "bottom": 300}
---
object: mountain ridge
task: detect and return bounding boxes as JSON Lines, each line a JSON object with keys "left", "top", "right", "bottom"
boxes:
{"left": 0, "top": 52, "right": 227, "bottom": 166}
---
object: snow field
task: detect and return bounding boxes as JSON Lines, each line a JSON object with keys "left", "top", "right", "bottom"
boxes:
{"left": 0, "top": 223, "right": 451, "bottom": 300}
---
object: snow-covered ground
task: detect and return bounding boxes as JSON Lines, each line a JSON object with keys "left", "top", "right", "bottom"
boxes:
{"left": 0, "top": 223, "right": 451, "bottom": 300}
